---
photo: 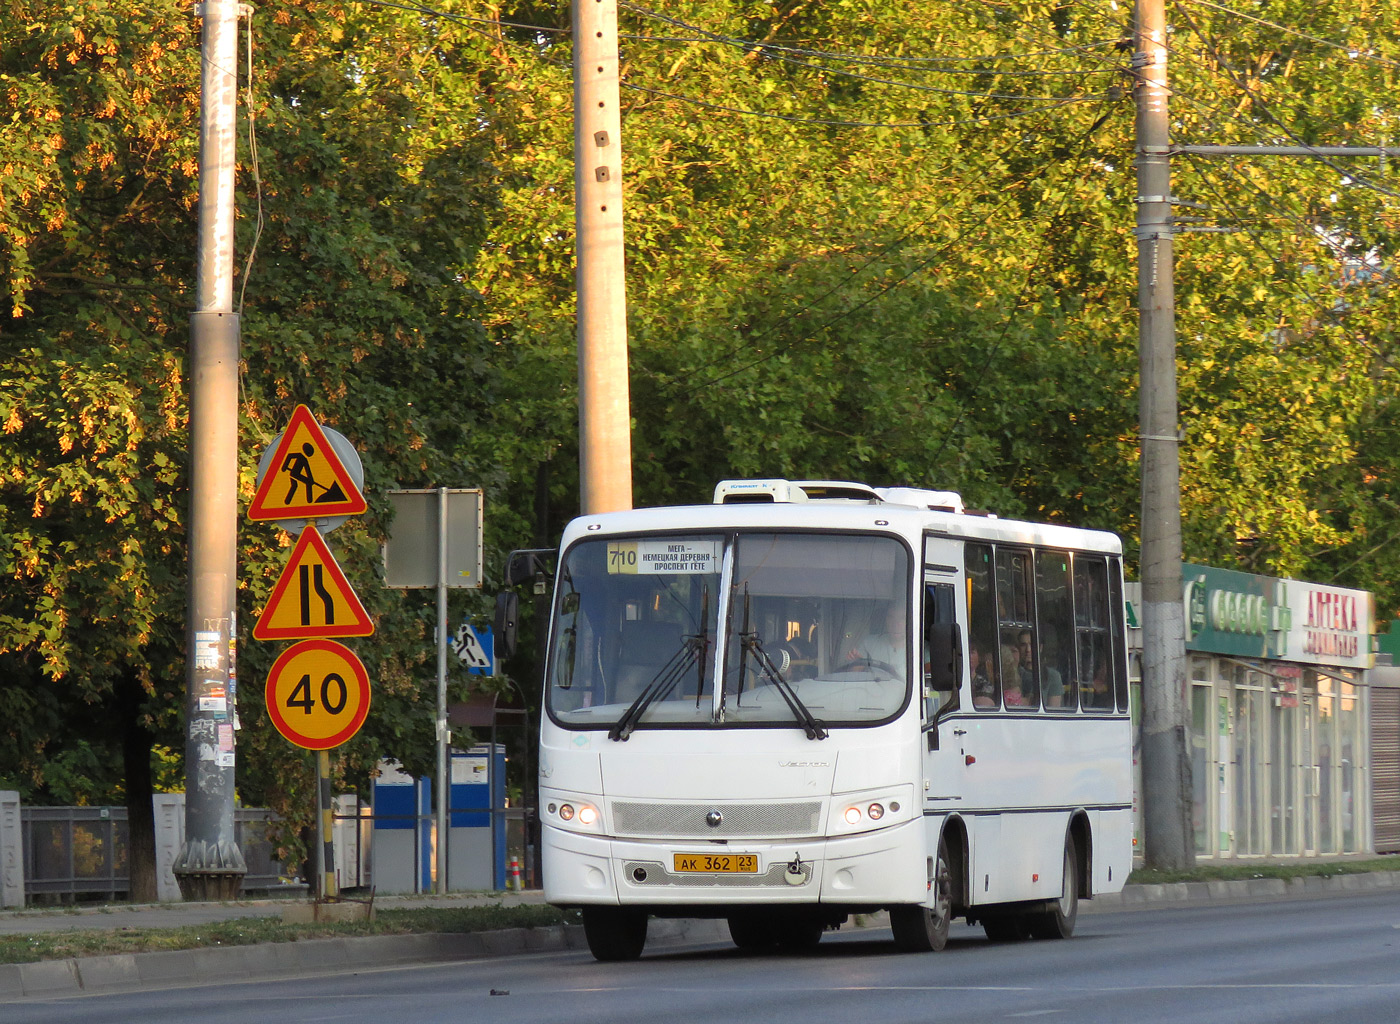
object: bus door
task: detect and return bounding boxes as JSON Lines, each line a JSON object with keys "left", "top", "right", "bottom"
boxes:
{"left": 920, "top": 539, "right": 967, "bottom": 819}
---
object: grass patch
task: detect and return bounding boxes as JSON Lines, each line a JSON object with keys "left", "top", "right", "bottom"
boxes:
{"left": 0, "top": 903, "right": 581, "bottom": 966}
{"left": 1127, "top": 856, "right": 1400, "bottom": 886}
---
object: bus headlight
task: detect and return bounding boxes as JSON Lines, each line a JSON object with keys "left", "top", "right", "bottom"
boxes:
{"left": 547, "top": 794, "right": 604, "bottom": 834}
{"left": 829, "top": 787, "right": 914, "bottom": 835}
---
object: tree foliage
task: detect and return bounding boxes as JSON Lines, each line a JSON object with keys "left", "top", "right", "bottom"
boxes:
{"left": 5, "top": 0, "right": 1400, "bottom": 876}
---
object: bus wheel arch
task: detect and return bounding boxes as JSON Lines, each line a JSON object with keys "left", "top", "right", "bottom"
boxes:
{"left": 1068, "top": 811, "right": 1092, "bottom": 900}
{"left": 940, "top": 815, "right": 970, "bottom": 916}
{"left": 1026, "top": 816, "right": 1087, "bottom": 940}
{"left": 890, "top": 819, "right": 964, "bottom": 953}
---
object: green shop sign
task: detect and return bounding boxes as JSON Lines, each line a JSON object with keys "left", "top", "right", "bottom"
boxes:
{"left": 1181, "top": 563, "right": 1372, "bottom": 668}
{"left": 1183, "top": 564, "right": 1285, "bottom": 658}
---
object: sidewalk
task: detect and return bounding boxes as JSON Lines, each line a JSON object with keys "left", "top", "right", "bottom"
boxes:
{"left": 0, "top": 888, "right": 548, "bottom": 937}
{"left": 3, "top": 871, "right": 1399, "bottom": 1001}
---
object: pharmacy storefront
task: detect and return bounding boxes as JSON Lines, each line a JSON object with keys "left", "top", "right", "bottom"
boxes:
{"left": 1181, "top": 565, "right": 1374, "bottom": 859}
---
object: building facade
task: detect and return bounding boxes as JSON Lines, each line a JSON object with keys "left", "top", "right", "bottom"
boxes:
{"left": 1131, "top": 565, "right": 1375, "bottom": 860}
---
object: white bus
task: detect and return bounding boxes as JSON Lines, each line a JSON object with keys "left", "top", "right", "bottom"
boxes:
{"left": 531, "top": 479, "right": 1133, "bottom": 961}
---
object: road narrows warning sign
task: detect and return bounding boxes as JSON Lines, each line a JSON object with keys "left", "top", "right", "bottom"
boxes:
{"left": 249, "top": 405, "right": 367, "bottom": 522}
{"left": 254, "top": 525, "right": 374, "bottom": 641}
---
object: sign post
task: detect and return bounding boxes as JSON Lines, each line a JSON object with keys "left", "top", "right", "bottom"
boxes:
{"left": 383, "top": 488, "right": 483, "bottom": 895}
{"left": 251, "top": 406, "right": 371, "bottom": 903}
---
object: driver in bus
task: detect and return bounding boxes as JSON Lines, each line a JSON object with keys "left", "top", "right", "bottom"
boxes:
{"left": 845, "top": 601, "right": 905, "bottom": 673}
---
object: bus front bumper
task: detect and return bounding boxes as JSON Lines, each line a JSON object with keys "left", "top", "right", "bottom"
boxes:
{"left": 543, "top": 816, "right": 927, "bottom": 908}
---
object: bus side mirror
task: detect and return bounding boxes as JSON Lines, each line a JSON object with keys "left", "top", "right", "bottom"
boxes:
{"left": 924, "top": 623, "right": 960, "bottom": 751}
{"left": 494, "top": 591, "right": 519, "bottom": 659}
{"left": 925, "top": 622, "right": 959, "bottom": 694}
{"left": 504, "top": 548, "right": 556, "bottom": 592}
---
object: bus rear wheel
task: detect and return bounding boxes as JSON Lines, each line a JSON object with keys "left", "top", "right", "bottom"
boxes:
{"left": 582, "top": 906, "right": 648, "bottom": 961}
{"left": 890, "top": 835, "right": 952, "bottom": 953}
{"left": 1027, "top": 838, "right": 1079, "bottom": 940}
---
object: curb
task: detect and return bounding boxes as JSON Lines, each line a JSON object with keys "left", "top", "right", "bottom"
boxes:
{"left": 3, "top": 872, "right": 1397, "bottom": 1001}
{"left": 0, "top": 916, "right": 732, "bottom": 1001}
{"left": 1085, "top": 868, "right": 1397, "bottom": 909}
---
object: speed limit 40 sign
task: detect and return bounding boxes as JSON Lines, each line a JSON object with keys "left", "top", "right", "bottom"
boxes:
{"left": 265, "top": 639, "right": 371, "bottom": 750}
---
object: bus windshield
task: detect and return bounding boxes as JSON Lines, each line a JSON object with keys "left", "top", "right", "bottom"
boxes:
{"left": 547, "top": 532, "right": 911, "bottom": 732}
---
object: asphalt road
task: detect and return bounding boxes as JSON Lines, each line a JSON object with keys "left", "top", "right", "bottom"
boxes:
{"left": 5, "top": 890, "right": 1399, "bottom": 1024}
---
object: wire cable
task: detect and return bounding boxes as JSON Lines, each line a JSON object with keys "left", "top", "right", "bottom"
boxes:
{"left": 1176, "top": 0, "right": 1400, "bottom": 72}
{"left": 237, "top": 8, "right": 265, "bottom": 318}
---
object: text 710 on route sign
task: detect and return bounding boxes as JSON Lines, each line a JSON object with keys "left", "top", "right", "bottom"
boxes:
{"left": 265, "top": 639, "right": 371, "bottom": 750}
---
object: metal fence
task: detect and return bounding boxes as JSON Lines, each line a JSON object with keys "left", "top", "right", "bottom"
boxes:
{"left": 21, "top": 805, "right": 286, "bottom": 902}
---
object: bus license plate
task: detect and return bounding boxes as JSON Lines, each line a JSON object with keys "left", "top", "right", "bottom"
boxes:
{"left": 673, "top": 853, "right": 758, "bottom": 874}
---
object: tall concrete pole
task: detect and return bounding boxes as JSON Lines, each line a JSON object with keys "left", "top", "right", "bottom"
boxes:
{"left": 1134, "top": 0, "right": 1194, "bottom": 869}
{"left": 574, "top": 0, "right": 633, "bottom": 514}
{"left": 173, "top": 0, "right": 247, "bottom": 899}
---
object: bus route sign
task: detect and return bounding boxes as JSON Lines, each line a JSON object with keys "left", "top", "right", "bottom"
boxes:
{"left": 264, "top": 639, "right": 371, "bottom": 750}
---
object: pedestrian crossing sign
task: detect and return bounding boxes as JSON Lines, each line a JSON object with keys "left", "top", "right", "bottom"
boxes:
{"left": 249, "top": 405, "right": 367, "bottom": 522}
{"left": 253, "top": 525, "right": 374, "bottom": 641}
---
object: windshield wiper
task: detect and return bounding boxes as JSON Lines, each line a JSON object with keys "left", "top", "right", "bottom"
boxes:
{"left": 737, "top": 589, "right": 828, "bottom": 741}
{"left": 608, "top": 645, "right": 696, "bottom": 741}
{"left": 609, "top": 593, "right": 712, "bottom": 742}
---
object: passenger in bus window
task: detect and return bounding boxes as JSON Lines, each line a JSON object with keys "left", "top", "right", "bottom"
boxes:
{"left": 1040, "top": 637, "right": 1066, "bottom": 707}
{"left": 1001, "top": 642, "right": 1030, "bottom": 707}
{"left": 1015, "top": 630, "right": 1039, "bottom": 707}
{"left": 970, "top": 645, "right": 996, "bottom": 707}
{"left": 1085, "top": 658, "right": 1111, "bottom": 708}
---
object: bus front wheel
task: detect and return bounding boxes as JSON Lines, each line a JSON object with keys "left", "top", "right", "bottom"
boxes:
{"left": 890, "top": 835, "right": 952, "bottom": 953}
{"left": 582, "top": 906, "right": 648, "bottom": 961}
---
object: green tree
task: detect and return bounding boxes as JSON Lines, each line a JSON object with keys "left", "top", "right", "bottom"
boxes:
{"left": 0, "top": 0, "right": 506, "bottom": 888}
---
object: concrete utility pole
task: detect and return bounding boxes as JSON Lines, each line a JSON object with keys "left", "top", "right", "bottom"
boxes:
{"left": 173, "top": 0, "right": 247, "bottom": 899}
{"left": 574, "top": 0, "right": 633, "bottom": 514}
{"left": 1133, "top": 0, "right": 1194, "bottom": 870}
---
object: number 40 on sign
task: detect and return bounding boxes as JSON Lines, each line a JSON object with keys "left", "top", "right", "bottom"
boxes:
{"left": 265, "top": 639, "right": 371, "bottom": 750}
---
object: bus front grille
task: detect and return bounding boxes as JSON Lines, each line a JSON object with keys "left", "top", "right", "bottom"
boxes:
{"left": 610, "top": 800, "right": 823, "bottom": 839}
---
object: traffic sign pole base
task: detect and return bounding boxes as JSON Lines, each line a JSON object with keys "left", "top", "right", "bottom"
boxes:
{"left": 172, "top": 838, "right": 248, "bottom": 901}
{"left": 281, "top": 898, "right": 375, "bottom": 924}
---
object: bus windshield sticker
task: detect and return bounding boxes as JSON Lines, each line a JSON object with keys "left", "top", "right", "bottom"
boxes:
{"left": 607, "top": 540, "right": 721, "bottom": 575}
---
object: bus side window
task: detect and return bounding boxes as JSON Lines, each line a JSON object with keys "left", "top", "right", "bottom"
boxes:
{"left": 965, "top": 544, "right": 999, "bottom": 710}
{"left": 1108, "top": 561, "right": 1130, "bottom": 711}
{"left": 1074, "top": 556, "right": 1112, "bottom": 710}
{"left": 1035, "top": 551, "right": 1074, "bottom": 709}
{"left": 996, "top": 547, "right": 1038, "bottom": 710}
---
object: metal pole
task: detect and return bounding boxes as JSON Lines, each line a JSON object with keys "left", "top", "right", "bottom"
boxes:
{"left": 174, "top": 0, "right": 247, "bottom": 900}
{"left": 1134, "top": 0, "right": 1194, "bottom": 870}
{"left": 436, "top": 486, "right": 450, "bottom": 895}
{"left": 574, "top": 0, "right": 633, "bottom": 515}
{"left": 318, "top": 751, "right": 338, "bottom": 899}
{"left": 490, "top": 717, "right": 500, "bottom": 890}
